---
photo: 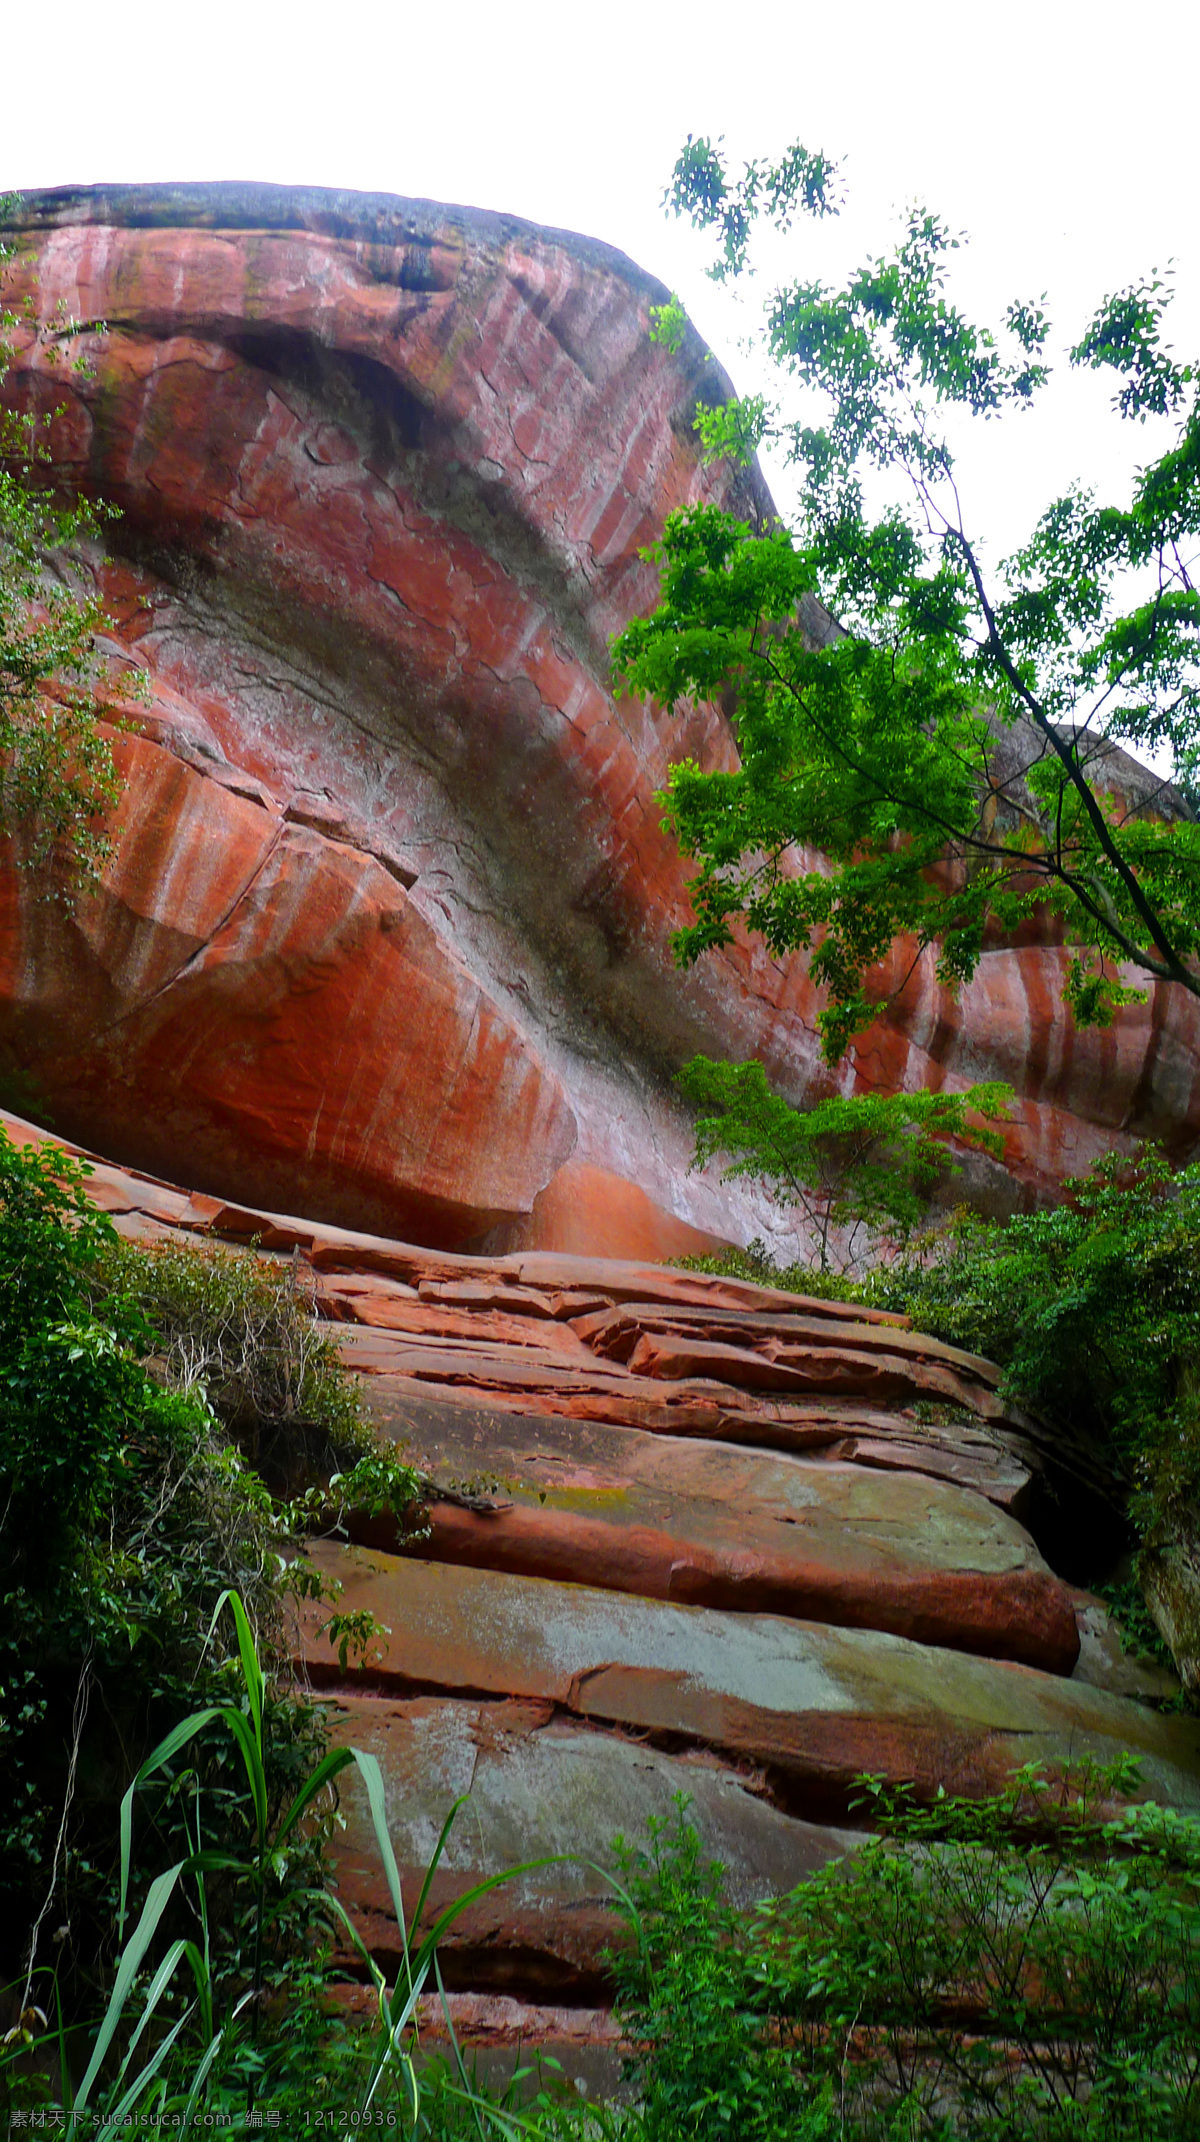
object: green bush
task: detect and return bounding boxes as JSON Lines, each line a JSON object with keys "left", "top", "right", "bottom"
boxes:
{"left": 1, "top": 208, "right": 128, "bottom": 885}
{"left": 870, "top": 1151, "right": 1200, "bottom": 1541}
{"left": 0, "top": 1128, "right": 418, "bottom": 2008}
{"left": 675, "top": 1236, "right": 887, "bottom": 1307}
{"left": 609, "top": 1776, "right": 1200, "bottom": 2140}
{"left": 88, "top": 1232, "right": 370, "bottom": 1485}
{"left": 608, "top": 1807, "right": 833, "bottom": 2141}
{"left": 678, "top": 1056, "right": 1010, "bottom": 1273}
{"left": 682, "top": 1146, "right": 1200, "bottom": 1517}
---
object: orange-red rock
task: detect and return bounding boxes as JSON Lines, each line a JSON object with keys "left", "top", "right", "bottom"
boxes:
{"left": 356, "top": 1499, "right": 1080, "bottom": 1672}
{"left": 1, "top": 184, "right": 1197, "bottom": 1259}
{"left": 513, "top": 1159, "right": 729, "bottom": 1260}
{"left": 1, "top": 1111, "right": 1187, "bottom": 2025}
{"left": 303, "top": 1549, "right": 1200, "bottom": 1816}
{"left": 1, "top": 734, "right": 574, "bottom": 1245}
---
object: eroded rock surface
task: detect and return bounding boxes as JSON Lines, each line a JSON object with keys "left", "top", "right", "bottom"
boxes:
{"left": 6, "top": 1109, "right": 1194, "bottom": 2050}
{"left": 2, "top": 184, "right": 1199, "bottom": 1260}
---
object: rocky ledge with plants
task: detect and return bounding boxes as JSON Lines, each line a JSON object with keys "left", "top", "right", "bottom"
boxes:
{"left": 1, "top": 1105, "right": 1198, "bottom": 2136}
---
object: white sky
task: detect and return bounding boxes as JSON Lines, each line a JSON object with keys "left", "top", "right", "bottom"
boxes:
{"left": 4, "top": 0, "right": 1198, "bottom": 566}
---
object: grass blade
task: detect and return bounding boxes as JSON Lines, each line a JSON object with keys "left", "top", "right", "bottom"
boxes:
{"left": 108, "top": 1998, "right": 193, "bottom": 2122}
{"left": 346, "top": 1748, "right": 409, "bottom": 1960}
{"left": 408, "top": 1792, "right": 471, "bottom": 1953}
{"left": 72, "top": 1861, "right": 186, "bottom": 2118}
{"left": 118, "top": 1712, "right": 220, "bottom": 1937}
{"left": 216, "top": 1705, "right": 269, "bottom": 1852}
{"left": 110, "top": 1936, "right": 188, "bottom": 2093}
{"left": 274, "top": 1742, "right": 355, "bottom": 1848}
{"left": 178, "top": 1987, "right": 256, "bottom": 2133}
{"left": 208, "top": 1589, "right": 263, "bottom": 1751}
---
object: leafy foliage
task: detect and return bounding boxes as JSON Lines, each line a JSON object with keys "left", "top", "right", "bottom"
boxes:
{"left": 610, "top": 1777, "right": 1200, "bottom": 2139}
{"left": 673, "top": 1235, "right": 886, "bottom": 1307}
{"left": 0, "top": 201, "right": 134, "bottom": 881}
{"left": 663, "top": 136, "right": 844, "bottom": 282}
{"left": 678, "top": 1055, "right": 1011, "bottom": 1270}
{"left": 870, "top": 1149, "right": 1200, "bottom": 1538}
{"left": 608, "top": 1807, "right": 833, "bottom": 2141}
{"left": 89, "top": 1233, "right": 372, "bottom": 1486}
{"left": 682, "top": 1146, "right": 1200, "bottom": 1524}
{"left": 0, "top": 1127, "right": 418, "bottom": 2009}
{"left": 4, "top": 1594, "right": 578, "bottom": 2136}
{"left": 613, "top": 144, "right": 1200, "bottom": 1059}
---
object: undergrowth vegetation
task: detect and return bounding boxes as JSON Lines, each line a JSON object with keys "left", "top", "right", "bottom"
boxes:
{"left": 88, "top": 1233, "right": 369, "bottom": 1486}
{"left": 3, "top": 1589, "right": 577, "bottom": 2134}
{"left": 679, "top": 1144, "right": 1200, "bottom": 1689}
{"left": 0, "top": 1129, "right": 421, "bottom": 2029}
{"left": 607, "top": 1777, "right": 1200, "bottom": 2141}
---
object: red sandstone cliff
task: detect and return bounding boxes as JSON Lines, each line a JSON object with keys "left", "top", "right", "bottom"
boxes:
{"left": 1, "top": 183, "right": 1198, "bottom": 1257}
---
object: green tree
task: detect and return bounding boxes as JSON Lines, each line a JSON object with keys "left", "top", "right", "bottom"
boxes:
{"left": 678, "top": 1055, "right": 1011, "bottom": 1271}
{"left": 613, "top": 142, "right": 1200, "bottom": 1060}
{"left": 1, "top": 201, "right": 126, "bottom": 881}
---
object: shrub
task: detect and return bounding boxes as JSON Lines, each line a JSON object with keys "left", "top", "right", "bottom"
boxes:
{"left": 674, "top": 1236, "right": 887, "bottom": 1307}
{"left": 871, "top": 1149, "right": 1200, "bottom": 1668}
{"left": 678, "top": 1056, "right": 1011, "bottom": 1273}
{"left": 610, "top": 1774, "right": 1200, "bottom": 2140}
{"left": 0, "top": 1128, "right": 418, "bottom": 2008}
{"left": 1, "top": 206, "right": 129, "bottom": 885}
{"left": 608, "top": 1806, "right": 832, "bottom": 2141}
{"left": 681, "top": 1145, "right": 1200, "bottom": 1518}
{"left": 88, "top": 1233, "right": 370, "bottom": 1486}
{"left": 867, "top": 1151, "right": 1200, "bottom": 1486}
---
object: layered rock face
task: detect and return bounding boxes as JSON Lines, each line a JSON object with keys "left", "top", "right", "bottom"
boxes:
{"left": 12, "top": 1108, "right": 1197, "bottom": 2062}
{"left": 2, "top": 184, "right": 1199, "bottom": 1260}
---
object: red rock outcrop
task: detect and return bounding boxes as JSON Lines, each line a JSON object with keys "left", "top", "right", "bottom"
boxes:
{"left": 5, "top": 1106, "right": 1194, "bottom": 2088}
{"left": 2, "top": 184, "right": 1198, "bottom": 1259}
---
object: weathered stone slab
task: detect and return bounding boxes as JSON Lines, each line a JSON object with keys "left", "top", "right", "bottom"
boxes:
{"left": 823, "top": 1432, "right": 1032, "bottom": 1513}
{"left": 354, "top": 1395, "right": 1073, "bottom": 1668}
{"left": 300, "top": 1549, "right": 1200, "bottom": 1817}
{"left": 573, "top": 1301, "right": 1003, "bottom": 1384}
{"left": 323, "top": 1692, "right": 855, "bottom": 1993}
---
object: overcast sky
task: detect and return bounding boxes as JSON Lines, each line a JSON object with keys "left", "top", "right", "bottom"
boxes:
{"left": 5, "top": 0, "right": 1197, "bottom": 563}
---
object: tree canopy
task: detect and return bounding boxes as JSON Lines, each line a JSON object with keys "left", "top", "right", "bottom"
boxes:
{"left": 613, "top": 142, "right": 1200, "bottom": 1061}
